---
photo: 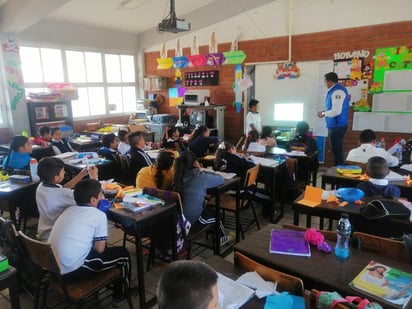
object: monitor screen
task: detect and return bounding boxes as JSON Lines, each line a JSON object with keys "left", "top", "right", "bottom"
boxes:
{"left": 190, "top": 111, "right": 206, "bottom": 126}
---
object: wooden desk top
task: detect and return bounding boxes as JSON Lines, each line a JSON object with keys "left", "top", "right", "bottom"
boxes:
{"left": 292, "top": 193, "right": 412, "bottom": 236}
{"left": 234, "top": 224, "right": 412, "bottom": 309}
{"left": 0, "top": 180, "right": 38, "bottom": 195}
{"left": 323, "top": 167, "right": 412, "bottom": 189}
{"left": 107, "top": 200, "right": 176, "bottom": 229}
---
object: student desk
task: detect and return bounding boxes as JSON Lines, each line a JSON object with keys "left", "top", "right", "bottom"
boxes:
{"left": 0, "top": 180, "right": 39, "bottom": 224}
{"left": 234, "top": 224, "right": 412, "bottom": 309}
{"left": 207, "top": 176, "right": 241, "bottom": 256}
{"left": 265, "top": 148, "right": 319, "bottom": 187}
{"left": 292, "top": 193, "right": 412, "bottom": 237}
{"left": 63, "top": 158, "right": 114, "bottom": 181}
{"left": 249, "top": 157, "right": 286, "bottom": 223}
{"left": 0, "top": 266, "right": 20, "bottom": 309}
{"left": 321, "top": 167, "right": 412, "bottom": 200}
{"left": 107, "top": 200, "right": 177, "bottom": 309}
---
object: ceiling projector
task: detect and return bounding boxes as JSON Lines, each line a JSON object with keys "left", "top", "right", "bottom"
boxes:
{"left": 157, "top": 0, "right": 190, "bottom": 33}
{"left": 158, "top": 17, "right": 190, "bottom": 33}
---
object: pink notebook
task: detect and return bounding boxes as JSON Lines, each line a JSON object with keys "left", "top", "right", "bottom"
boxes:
{"left": 269, "top": 229, "right": 311, "bottom": 257}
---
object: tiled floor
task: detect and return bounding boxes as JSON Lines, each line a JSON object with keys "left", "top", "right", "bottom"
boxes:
{"left": 0, "top": 168, "right": 328, "bottom": 308}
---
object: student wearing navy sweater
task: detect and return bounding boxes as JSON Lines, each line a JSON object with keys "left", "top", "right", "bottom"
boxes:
{"left": 188, "top": 125, "right": 219, "bottom": 157}
{"left": 214, "top": 141, "right": 255, "bottom": 181}
{"left": 357, "top": 156, "right": 400, "bottom": 198}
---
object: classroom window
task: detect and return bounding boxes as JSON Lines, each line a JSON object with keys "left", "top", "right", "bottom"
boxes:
{"left": 20, "top": 46, "right": 137, "bottom": 118}
{"left": 274, "top": 103, "right": 304, "bottom": 121}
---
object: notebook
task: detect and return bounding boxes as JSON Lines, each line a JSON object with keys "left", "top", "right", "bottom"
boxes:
{"left": 350, "top": 260, "right": 412, "bottom": 308}
{"left": 269, "top": 229, "right": 311, "bottom": 257}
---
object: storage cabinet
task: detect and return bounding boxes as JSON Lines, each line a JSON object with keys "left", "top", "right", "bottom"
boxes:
{"left": 27, "top": 100, "right": 73, "bottom": 137}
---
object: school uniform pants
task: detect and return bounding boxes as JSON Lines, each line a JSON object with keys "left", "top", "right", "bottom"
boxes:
{"left": 62, "top": 246, "right": 131, "bottom": 299}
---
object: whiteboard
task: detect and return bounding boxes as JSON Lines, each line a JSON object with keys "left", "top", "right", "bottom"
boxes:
{"left": 255, "top": 60, "right": 333, "bottom": 136}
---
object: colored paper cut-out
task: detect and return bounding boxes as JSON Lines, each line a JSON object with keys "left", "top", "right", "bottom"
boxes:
{"left": 157, "top": 58, "right": 173, "bottom": 69}
{"left": 298, "top": 186, "right": 323, "bottom": 207}
{"left": 223, "top": 50, "right": 246, "bottom": 64}
{"left": 168, "top": 88, "right": 179, "bottom": 98}
{"left": 177, "top": 87, "right": 187, "bottom": 97}
{"left": 173, "top": 56, "right": 188, "bottom": 68}
{"left": 206, "top": 53, "right": 225, "bottom": 66}
{"left": 169, "top": 97, "right": 183, "bottom": 107}
{"left": 187, "top": 54, "right": 207, "bottom": 67}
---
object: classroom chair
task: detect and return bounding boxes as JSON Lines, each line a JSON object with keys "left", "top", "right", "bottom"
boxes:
{"left": 219, "top": 165, "right": 261, "bottom": 239}
{"left": 352, "top": 231, "right": 408, "bottom": 263}
{"left": 143, "top": 187, "right": 216, "bottom": 263}
{"left": 18, "top": 230, "right": 133, "bottom": 309}
{"left": 117, "top": 154, "right": 135, "bottom": 185}
{"left": 234, "top": 251, "right": 304, "bottom": 296}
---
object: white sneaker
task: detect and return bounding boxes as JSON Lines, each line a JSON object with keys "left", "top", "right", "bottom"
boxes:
{"left": 220, "top": 234, "right": 233, "bottom": 246}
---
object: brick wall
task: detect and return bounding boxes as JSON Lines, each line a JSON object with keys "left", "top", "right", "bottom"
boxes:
{"left": 144, "top": 21, "right": 412, "bottom": 166}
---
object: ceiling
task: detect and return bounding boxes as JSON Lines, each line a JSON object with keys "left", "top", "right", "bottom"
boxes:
{"left": 48, "top": 0, "right": 217, "bottom": 34}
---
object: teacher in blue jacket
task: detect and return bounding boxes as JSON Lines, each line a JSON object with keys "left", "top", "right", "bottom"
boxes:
{"left": 317, "top": 72, "right": 349, "bottom": 166}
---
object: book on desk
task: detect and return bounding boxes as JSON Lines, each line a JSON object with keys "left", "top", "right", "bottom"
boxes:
{"left": 114, "top": 193, "right": 164, "bottom": 213}
{"left": 269, "top": 229, "right": 311, "bottom": 257}
{"left": 350, "top": 260, "right": 412, "bottom": 308}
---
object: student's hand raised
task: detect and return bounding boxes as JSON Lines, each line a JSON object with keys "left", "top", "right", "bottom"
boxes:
{"left": 88, "top": 165, "right": 99, "bottom": 180}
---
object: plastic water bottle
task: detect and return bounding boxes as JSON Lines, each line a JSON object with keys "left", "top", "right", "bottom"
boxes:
{"left": 29, "top": 158, "right": 39, "bottom": 181}
{"left": 334, "top": 213, "right": 351, "bottom": 259}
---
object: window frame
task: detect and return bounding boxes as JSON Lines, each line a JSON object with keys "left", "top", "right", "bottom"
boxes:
{"left": 20, "top": 45, "right": 138, "bottom": 120}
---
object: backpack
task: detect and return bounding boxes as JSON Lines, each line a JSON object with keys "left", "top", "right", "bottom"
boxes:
{"left": 360, "top": 199, "right": 410, "bottom": 220}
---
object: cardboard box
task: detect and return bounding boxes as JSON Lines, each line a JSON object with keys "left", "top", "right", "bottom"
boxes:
{"left": 128, "top": 124, "right": 148, "bottom": 132}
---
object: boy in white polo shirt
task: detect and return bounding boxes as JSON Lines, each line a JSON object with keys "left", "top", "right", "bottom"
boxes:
{"left": 48, "top": 179, "right": 131, "bottom": 303}
{"left": 36, "top": 157, "right": 98, "bottom": 241}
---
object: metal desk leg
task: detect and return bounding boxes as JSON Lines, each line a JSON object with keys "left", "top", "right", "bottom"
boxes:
{"left": 214, "top": 192, "right": 221, "bottom": 256}
{"left": 293, "top": 210, "right": 300, "bottom": 226}
{"left": 134, "top": 226, "right": 146, "bottom": 308}
{"left": 235, "top": 182, "right": 241, "bottom": 243}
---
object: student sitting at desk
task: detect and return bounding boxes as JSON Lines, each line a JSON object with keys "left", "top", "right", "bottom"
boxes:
{"left": 48, "top": 179, "right": 131, "bottom": 304}
{"left": 188, "top": 125, "right": 219, "bottom": 157}
{"left": 162, "top": 125, "right": 186, "bottom": 153}
{"left": 259, "top": 126, "right": 277, "bottom": 147}
{"left": 51, "top": 127, "right": 75, "bottom": 154}
{"left": 117, "top": 130, "right": 130, "bottom": 155}
{"left": 36, "top": 157, "right": 98, "bottom": 241}
{"left": 98, "top": 133, "right": 119, "bottom": 161}
{"left": 173, "top": 151, "right": 229, "bottom": 244}
{"left": 126, "top": 131, "right": 152, "bottom": 179}
{"left": 136, "top": 150, "right": 174, "bottom": 190}
{"left": 33, "top": 126, "right": 51, "bottom": 147}
{"left": 242, "top": 128, "right": 264, "bottom": 153}
{"left": 2, "top": 135, "right": 32, "bottom": 171}
{"left": 214, "top": 141, "right": 255, "bottom": 181}
{"left": 157, "top": 260, "right": 218, "bottom": 309}
{"left": 346, "top": 129, "right": 399, "bottom": 167}
{"left": 357, "top": 156, "right": 400, "bottom": 198}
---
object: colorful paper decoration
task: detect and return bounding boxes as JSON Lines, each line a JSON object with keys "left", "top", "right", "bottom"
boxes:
{"left": 168, "top": 87, "right": 186, "bottom": 107}
{"left": 223, "top": 50, "right": 246, "bottom": 64}
{"left": 157, "top": 43, "right": 173, "bottom": 69}
{"left": 172, "top": 56, "right": 188, "bottom": 68}
{"left": 187, "top": 54, "right": 207, "bottom": 67}
{"left": 372, "top": 45, "right": 412, "bottom": 93}
{"left": 206, "top": 53, "right": 225, "bottom": 66}
{"left": 274, "top": 62, "right": 300, "bottom": 79}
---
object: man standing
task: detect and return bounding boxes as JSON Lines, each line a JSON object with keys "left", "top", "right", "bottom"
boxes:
{"left": 317, "top": 72, "right": 349, "bottom": 166}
